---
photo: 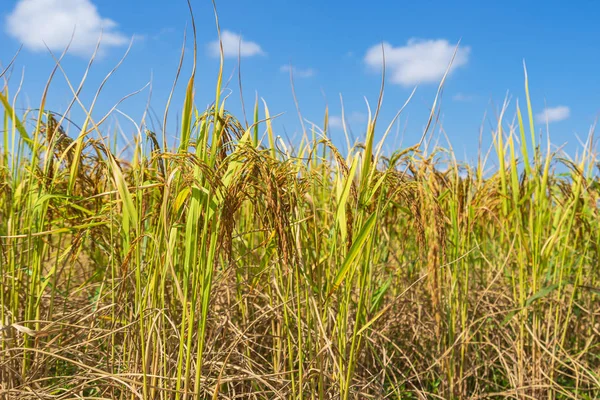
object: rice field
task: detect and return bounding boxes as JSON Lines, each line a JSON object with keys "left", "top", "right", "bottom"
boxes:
{"left": 1, "top": 11, "right": 599, "bottom": 400}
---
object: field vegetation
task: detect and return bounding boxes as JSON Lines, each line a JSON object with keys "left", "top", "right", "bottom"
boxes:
{"left": 1, "top": 8, "right": 599, "bottom": 399}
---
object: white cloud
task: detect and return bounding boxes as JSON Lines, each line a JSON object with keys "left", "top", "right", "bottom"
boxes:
{"left": 280, "top": 65, "right": 316, "bottom": 78}
{"left": 208, "top": 30, "right": 264, "bottom": 58}
{"left": 453, "top": 92, "right": 476, "bottom": 102}
{"left": 364, "top": 39, "right": 470, "bottom": 86}
{"left": 5, "top": 0, "right": 128, "bottom": 58}
{"left": 535, "top": 106, "right": 570, "bottom": 124}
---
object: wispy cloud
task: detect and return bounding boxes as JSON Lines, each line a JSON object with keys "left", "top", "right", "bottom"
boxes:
{"left": 329, "top": 111, "right": 367, "bottom": 129}
{"left": 280, "top": 65, "right": 316, "bottom": 78}
{"left": 5, "top": 0, "right": 128, "bottom": 58}
{"left": 535, "top": 106, "right": 570, "bottom": 124}
{"left": 452, "top": 92, "right": 476, "bottom": 102}
{"left": 329, "top": 116, "right": 344, "bottom": 129}
{"left": 364, "top": 39, "right": 470, "bottom": 86}
{"left": 152, "top": 27, "right": 176, "bottom": 41}
{"left": 347, "top": 111, "right": 367, "bottom": 124}
{"left": 208, "top": 30, "right": 265, "bottom": 58}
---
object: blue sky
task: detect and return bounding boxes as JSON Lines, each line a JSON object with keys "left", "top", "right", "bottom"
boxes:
{"left": 1, "top": 0, "right": 599, "bottom": 163}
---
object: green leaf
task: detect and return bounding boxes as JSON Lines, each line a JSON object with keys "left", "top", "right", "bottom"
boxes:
{"left": 502, "top": 283, "right": 560, "bottom": 325}
{"left": 370, "top": 277, "right": 392, "bottom": 313}
{"left": 0, "top": 90, "right": 33, "bottom": 148}
{"left": 329, "top": 212, "right": 377, "bottom": 297}
{"left": 524, "top": 283, "right": 559, "bottom": 307}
